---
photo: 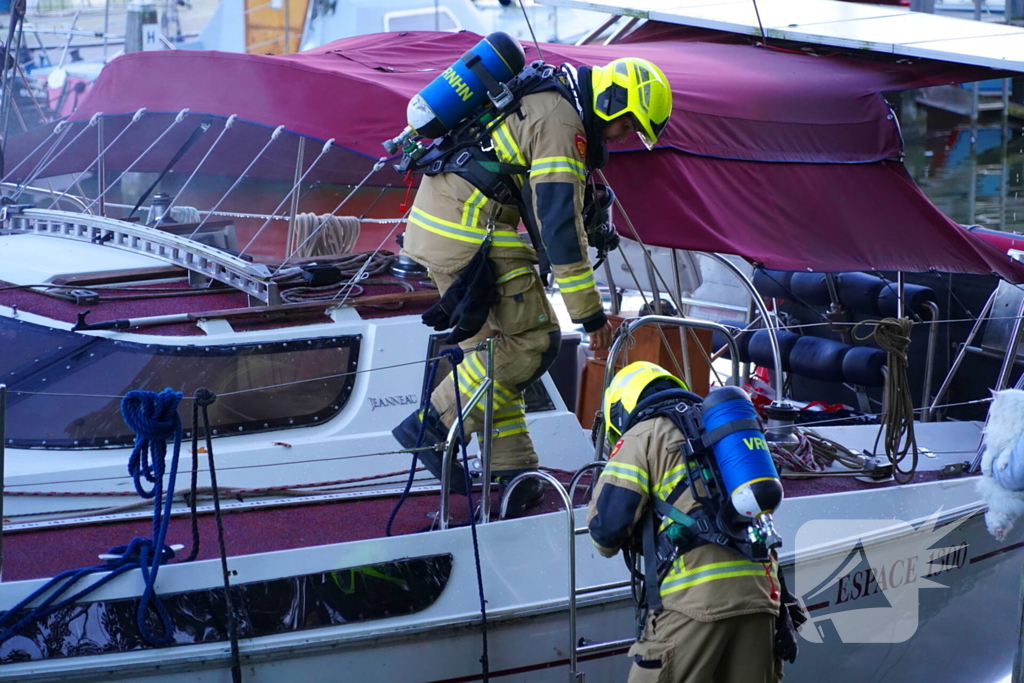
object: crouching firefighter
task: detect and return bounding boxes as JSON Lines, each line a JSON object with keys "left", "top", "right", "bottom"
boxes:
{"left": 392, "top": 33, "right": 673, "bottom": 518}
{"left": 587, "top": 362, "right": 807, "bottom": 682}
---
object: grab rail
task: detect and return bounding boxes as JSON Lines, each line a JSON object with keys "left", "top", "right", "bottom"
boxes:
{"left": 597, "top": 316, "right": 742, "bottom": 460}
{"left": 499, "top": 470, "right": 581, "bottom": 681}
{"left": 438, "top": 338, "right": 497, "bottom": 530}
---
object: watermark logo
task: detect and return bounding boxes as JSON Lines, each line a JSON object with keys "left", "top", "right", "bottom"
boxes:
{"left": 794, "top": 510, "right": 969, "bottom": 644}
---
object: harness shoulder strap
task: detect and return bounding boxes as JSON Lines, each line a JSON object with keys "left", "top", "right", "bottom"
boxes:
{"left": 641, "top": 504, "right": 663, "bottom": 614}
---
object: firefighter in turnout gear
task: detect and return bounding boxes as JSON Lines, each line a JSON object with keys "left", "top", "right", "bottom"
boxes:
{"left": 588, "top": 362, "right": 795, "bottom": 682}
{"left": 394, "top": 58, "right": 673, "bottom": 517}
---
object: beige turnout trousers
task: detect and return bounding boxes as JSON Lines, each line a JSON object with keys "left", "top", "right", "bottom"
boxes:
{"left": 429, "top": 257, "right": 561, "bottom": 472}
{"left": 628, "top": 610, "right": 779, "bottom": 683}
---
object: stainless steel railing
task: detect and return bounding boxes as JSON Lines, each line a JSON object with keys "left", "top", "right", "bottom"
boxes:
{"left": 438, "top": 338, "right": 496, "bottom": 530}
{"left": 595, "top": 316, "right": 743, "bottom": 461}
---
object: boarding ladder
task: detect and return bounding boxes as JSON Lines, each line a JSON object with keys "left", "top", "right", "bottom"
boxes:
{"left": 496, "top": 316, "right": 745, "bottom": 681}
{"left": 1, "top": 208, "right": 282, "bottom": 305}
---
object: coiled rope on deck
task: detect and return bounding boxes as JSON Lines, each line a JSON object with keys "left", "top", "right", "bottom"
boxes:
{"left": 855, "top": 317, "right": 919, "bottom": 483}
{"left": 0, "top": 388, "right": 184, "bottom": 646}
{"left": 287, "top": 214, "right": 361, "bottom": 259}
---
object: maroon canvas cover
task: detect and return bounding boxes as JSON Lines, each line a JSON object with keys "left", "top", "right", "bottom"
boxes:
{"left": 7, "top": 27, "right": 1023, "bottom": 281}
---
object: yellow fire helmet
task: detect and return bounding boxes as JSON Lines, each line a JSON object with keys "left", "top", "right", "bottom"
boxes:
{"left": 603, "top": 361, "right": 688, "bottom": 444}
{"left": 591, "top": 57, "right": 673, "bottom": 150}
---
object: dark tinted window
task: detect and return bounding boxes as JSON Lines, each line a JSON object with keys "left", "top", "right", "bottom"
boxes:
{"left": 0, "top": 554, "right": 452, "bottom": 663}
{"left": 1, "top": 317, "right": 360, "bottom": 448}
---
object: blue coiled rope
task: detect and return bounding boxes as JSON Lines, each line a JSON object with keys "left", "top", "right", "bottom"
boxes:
{"left": 0, "top": 388, "right": 184, "bottom": 647}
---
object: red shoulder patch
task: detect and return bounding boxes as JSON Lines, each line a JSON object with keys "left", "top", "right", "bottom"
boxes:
{"left": 574, "top": 133, "right": 587, "bottom": 159}
{"left": 609, "top": 438, "right": 624, "bottom": 460}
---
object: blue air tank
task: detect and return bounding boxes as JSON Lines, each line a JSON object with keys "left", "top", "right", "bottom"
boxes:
{"left": 701, "top": 387, "right": 784, "bottom": 519}
{"left": 406, "top": 32, "right": 526, "bottom": 139}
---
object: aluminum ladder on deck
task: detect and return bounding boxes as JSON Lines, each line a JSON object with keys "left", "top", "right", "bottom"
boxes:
{"left": 2, "top": 207, "right": 282, "bottom": 305}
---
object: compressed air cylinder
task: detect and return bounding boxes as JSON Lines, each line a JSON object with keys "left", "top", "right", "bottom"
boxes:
{"left": 406, "top": 32, "right": 526, "bottom": 139}
{"left": 701, "top": 387, "right": 784, "bottom": 519}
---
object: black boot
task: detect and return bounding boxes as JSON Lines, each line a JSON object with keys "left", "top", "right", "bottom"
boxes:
{"left": 494, "top": 469, "right": 545, "bottom": 519}
{"left": 392, "top": 409, "right": 468, "bottom": 495}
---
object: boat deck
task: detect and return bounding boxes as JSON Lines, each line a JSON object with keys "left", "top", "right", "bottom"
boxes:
{"left": 2, "top": 465, "right": 955, "bottom": 583}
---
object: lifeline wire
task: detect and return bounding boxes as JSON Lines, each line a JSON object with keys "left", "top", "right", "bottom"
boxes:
{"left": 8, "top": 355, "right": 448, "bottom": 401}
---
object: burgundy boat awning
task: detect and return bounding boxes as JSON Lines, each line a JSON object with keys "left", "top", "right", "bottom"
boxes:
{"left": 6, "top": 26, "right": 1024, "bottom": 282}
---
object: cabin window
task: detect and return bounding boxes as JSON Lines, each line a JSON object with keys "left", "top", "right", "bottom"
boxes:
{"left": 0, "top": 317, "right": 360, "bottom": 449}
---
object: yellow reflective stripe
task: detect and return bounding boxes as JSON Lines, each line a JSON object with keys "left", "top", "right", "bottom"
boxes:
{"left": 666, "top": 558, "right": 760, "bottom": 580}
{"left": 601, "top": 461, "right": 649, "bottom": 488}
{"left": 534, "top": 156, "right": 586, "bottom": 174}
{"left": 555, "top": 269, "right": 596, "bottom": 294}
{"left": 494, "top": 400, "right": 526, "bottom": 417}
{"left": 458, "top": 355, "right": 519, "bottom": 414}
{"left": 661, "top": 558, "right": 770, "bottom": 595}
{"left": 656, "top": 463, "right": 688, "bottom": 499}
{"left": 661, "top": 569, "right": 767, "bottom": 595}
{"left": 496, "top": 267, "right": 533, "bottom": 284}
{"left": 530, "top": 156, "right": 586, "bottom": 182}
{"left": 467, "top": 354, "right": 518, "bottom": 405}
{"left": 530, "top": 166, "right": 586, "bottom": 182}
{"left": 410, "top": 208, "right": 526, "bottom": 248}
{"left": 460, "top": 189, "right": 488, "bottom": 228}
{"left": 491, "top": 121, "right": 525, "bottom": 167}
{"left": 494, "top": 417, "right": 529, "bottom": 437}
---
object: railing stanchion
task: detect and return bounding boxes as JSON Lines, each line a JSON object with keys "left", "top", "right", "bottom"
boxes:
{"left": 480, "top": 338, "right": 496, "bottom": 523}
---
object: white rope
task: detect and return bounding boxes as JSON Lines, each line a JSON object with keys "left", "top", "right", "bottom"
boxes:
{"left": 187, "top": 124, "right": 286, "bottom": 240}
{"left": 82, "top": 108, "right": 190, "bottom": 214}
{"left": 169, "top": 206, "right": 201, "bottom": 224}
{"left": 273, "top": 156, "right": 388, "bottom": 274}
{"left": 47, "top": 108, "right": 145, "bottom": 209}
{"left": 287, "top": 213, "right": 361, "bottom": 257}
{"left": 161, "top": 114, "right": 236, "bottom": 226}
{"left": 238, "top": 137, "right": 335, "bottom": 256}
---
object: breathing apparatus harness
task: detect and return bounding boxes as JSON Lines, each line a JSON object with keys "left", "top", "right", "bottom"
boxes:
{"left": 618, "top": 388, "right": 780, "bottom": 624}
{"left": 394, "top": 60, "right": 613, "bottom": 279}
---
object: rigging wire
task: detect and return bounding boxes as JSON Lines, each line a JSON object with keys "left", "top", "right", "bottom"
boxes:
{"left": 751, "top": 0, "right": 768, "bottom": 46}
{"left": 516, "top": 0, "right": 544, "bottom": 61}
{"left": 596, "top": 169, "right": 724, "bottom": 387}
